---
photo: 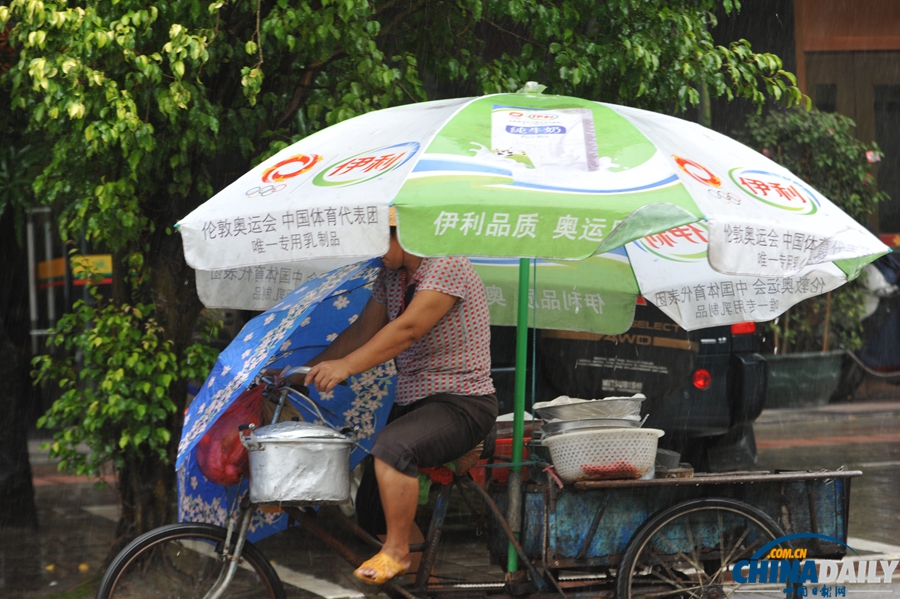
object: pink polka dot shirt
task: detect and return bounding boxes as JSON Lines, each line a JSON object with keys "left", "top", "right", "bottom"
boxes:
{"left": 372, "top": 256, "right": 495, "bottom": 405}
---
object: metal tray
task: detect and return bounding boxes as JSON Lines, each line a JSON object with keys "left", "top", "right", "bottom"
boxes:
{"left": 540, "top": 416, "right": 645, "bottom": 439}
{"left": 534, "top": 397, "right": 644, "bottom": 421}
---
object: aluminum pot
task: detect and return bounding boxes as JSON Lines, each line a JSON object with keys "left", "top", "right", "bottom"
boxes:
{"left": 240, "top": 421, "right": 355, "bottom": 506}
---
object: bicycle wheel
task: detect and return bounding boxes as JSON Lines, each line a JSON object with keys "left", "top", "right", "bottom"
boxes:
{"left": 616, "top": 498, "right": 787, "bottom": 598}
{"left": 97, "top": 522, "right": 286, "bottom": 599}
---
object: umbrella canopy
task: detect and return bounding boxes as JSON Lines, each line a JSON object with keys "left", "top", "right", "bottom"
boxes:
{"left": 180, "top": 91, "right": 887, "bottom": 333}
{"left": 180, "top": 91, "right": 886, "bottom": 279}
{"left": 177, "top": 259, "right": 394, "bottom": 542}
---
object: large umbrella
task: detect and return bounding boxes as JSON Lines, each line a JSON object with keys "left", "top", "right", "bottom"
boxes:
{"left": 178, "top": 88, "right": 888, "bottom": 569}
{"left": 180, "top": 89, "right": 887, "bottom": 331}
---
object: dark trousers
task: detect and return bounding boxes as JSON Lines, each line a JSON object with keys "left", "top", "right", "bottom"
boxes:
{"left": 356, "top": 392, "right": 497, "bottom": 535}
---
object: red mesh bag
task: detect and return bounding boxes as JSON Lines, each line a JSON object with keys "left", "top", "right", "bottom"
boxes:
{"left": 195, "top": 384, "right": 266, "bottom": 486}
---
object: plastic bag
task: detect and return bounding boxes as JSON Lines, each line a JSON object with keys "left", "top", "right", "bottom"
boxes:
{"left": 196, "top": 384, "right": 266, "bottom": 486}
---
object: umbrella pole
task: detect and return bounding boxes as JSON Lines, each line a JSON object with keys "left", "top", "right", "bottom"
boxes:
{"left": 507, "top": 258, "right": 530, "bottom": 575}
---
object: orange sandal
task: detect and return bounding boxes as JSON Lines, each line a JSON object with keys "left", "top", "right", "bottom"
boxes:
{"left": 353, "top": 552, "right": 409, "bottom": 585}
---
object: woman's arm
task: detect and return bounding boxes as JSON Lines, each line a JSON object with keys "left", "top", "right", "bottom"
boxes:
{"left": 305, "top": 289, "right": 457, "bottom": 391}
{"left": 272, "top": 297, "right": 388, "bottom": 385}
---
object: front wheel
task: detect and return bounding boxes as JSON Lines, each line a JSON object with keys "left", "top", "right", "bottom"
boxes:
{"left": 96, "top": 522, "right": 285, "bottom": 599}
{"left": 616, "top": 498, "right": 788, "bottom": 598}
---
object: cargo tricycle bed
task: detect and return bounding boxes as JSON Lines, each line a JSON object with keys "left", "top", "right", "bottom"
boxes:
{"left": 482, "top": 468, "right": 857, "bottom": 598}
{"left": 97, "top": 376, "right": 861, "bottom": 599}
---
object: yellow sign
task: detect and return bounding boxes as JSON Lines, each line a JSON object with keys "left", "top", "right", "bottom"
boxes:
{"left": 70, "top": 254, "right": 113, "bottom": 278}
{"left": 38, "top": 255, "right": 113, "bottom": 281}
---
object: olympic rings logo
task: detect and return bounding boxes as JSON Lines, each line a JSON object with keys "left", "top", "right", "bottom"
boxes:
{"left": 245, "top": 184, "right": 287, "bottom": 198}
{"left": 707, "top": 188, "right": 742, "bottom": 205}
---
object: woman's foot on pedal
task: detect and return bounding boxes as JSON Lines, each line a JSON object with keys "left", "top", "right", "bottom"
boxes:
{"left": 353, "top": 552, "right": 410, "bottom": 585}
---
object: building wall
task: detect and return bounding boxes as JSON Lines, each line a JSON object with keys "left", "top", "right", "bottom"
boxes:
{"left": 795, "top": 0, "right": 900, "bottom": 241}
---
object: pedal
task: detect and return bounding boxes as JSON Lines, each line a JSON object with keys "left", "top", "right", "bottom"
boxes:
{"left": 504, "top": 571, "right": 537, "bottom": 596}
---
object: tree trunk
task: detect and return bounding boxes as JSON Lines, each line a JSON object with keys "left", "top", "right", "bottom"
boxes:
{"left": 0, "top": 207, "right": 38, "bottom": 530}
{"left": 112, "top": 450, "right": 176, "bottom": 555}
{"left": 0, "top": 317, "right": 38, "bottom": 530}
{"left": 110, "top": 227, "right": 204, "bottom": 549}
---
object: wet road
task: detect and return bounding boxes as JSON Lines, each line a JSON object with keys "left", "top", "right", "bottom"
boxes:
{"left": 753, "top": 403, "right": 900, "bottom": 548}
{"left": 1, "top": 451, "right": 118, "bottom": 598}
{"left": 4, "top": 399, "right": 899, "bottom": 598}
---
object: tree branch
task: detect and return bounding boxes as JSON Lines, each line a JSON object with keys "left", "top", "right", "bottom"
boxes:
{"left": 273, "top": 60, "right": 323, "bottom": 131}
{"left": 254, "top": 0, "right": 264, "bottom": 68}
{"left": 379, "top": 0, "right": 429, "bottom": 40}
{"left": 483, "top": 17, "right": 532, "bottom": 44}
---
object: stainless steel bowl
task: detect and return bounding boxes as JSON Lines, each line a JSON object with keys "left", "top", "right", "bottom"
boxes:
{"left": 534, "top": 398, "right": 644, "bottom": 421}
{"left": 540, "top": 417, "right": 643, "bottom": 440}
{"left": 495, "top": 413, "right": 541, "bottom": 439}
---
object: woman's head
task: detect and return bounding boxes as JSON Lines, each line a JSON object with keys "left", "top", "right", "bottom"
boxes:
{"left": 382, "top": 229, "right": 404, "bottom": 270}
{"left": 383, "top": 206, "right": 422, "bottom": 272}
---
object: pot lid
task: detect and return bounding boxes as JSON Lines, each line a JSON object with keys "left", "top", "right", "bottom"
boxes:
{"left": 251, "top": 420, "right": 350, "bottom": 442}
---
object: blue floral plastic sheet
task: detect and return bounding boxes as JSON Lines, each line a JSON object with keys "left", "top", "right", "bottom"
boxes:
{"left": 176, "top": 259, "right": 396, "bottom": 542}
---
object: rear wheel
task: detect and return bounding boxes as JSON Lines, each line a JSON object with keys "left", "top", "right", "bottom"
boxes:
{"left": 97, "top": 522, "right": 285, "bottom": 599}
{"left": 616, "top": 498, "right": 788, "bottom": 598}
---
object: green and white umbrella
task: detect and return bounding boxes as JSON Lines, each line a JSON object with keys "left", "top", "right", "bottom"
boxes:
{"left": 179, "top": 88, "right": 887, "bottom": 571}
{"left": 181, "top": 90, "right": 887, "bottom": 333}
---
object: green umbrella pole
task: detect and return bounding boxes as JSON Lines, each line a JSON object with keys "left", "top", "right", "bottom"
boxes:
{"left": 506, "top": 258, "right": 530, "bottom": 574}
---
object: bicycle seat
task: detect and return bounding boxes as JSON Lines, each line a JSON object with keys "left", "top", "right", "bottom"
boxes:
{"left": 418, "top": 423, "right": 497, "bottom": 482}
{"left": 449, "top": 423, "right": 498, "bottom": 478}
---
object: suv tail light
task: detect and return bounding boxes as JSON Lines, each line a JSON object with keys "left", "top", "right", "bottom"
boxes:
{"left": 692, "top": 368, "right": 712, "bottom": 390}
{"left": 730, "top": 321, "right": 756, "bottom": 335}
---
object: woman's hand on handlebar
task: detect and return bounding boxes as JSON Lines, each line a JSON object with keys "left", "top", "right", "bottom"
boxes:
{"left": 305, "top": 360, "right": 352, "bottom": 393}
{"left": 259, "top": 367, "right": 301, "bottom": 388}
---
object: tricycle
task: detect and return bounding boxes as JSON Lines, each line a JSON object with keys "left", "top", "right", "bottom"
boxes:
{"left": 96, "top": 370, "right": 859, "bottom": 599}
{"left": 160, "top": 89, "right": 885, "bottom": 599}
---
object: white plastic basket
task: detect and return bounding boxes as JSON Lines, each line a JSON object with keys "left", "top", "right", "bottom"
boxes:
{"left": 542, "top": 428, "right": 665, "bottom": 482}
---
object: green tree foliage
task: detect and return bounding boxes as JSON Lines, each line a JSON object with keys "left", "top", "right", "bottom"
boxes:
{"left": 740, "top": 108, "right": 889, "bottom": 353}
{"left": 0, "top": 141, "right": 41, "bottom": 240}
{"left": 33, "top": 287, "right": 218, "bottom": 477}
{"left": 1, "top": 0, "right": 801, "bottom": 538}
{"left": 33, "top": 282, "right": 219, "bottom": 537}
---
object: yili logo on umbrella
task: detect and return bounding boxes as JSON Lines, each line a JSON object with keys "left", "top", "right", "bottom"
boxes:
{"left": 314, "top": 142, "right": 420, "bottom": 187}
{"left": 729, "top": 168, "right": 820, "bottom": 215}
{"left": 243, "top": 153, "right": 323, "bottom": 199}
{"left": 634, "top": 222, "right": 709, "bottom": 263}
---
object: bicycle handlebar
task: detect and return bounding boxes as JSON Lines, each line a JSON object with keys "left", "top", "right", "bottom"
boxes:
{"left": 276, "top": 365, "right": 348, "bottom": 386}
{"left": 282, "top": 365, "right": 312, "bottom": 379}
{"left": 256, "top": 373, "right": 358, "bottom": 438}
